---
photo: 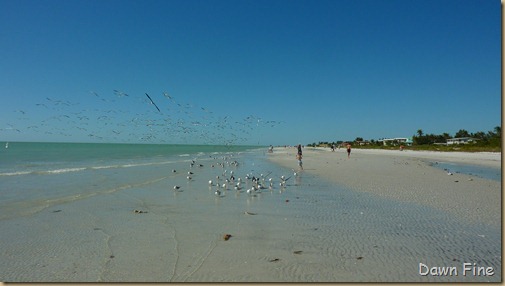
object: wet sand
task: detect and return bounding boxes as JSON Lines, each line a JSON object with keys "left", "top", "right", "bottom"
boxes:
{"left": 268, "top": 147, "right": 501, "bottom": 229}
{"left": 1, "top": 148, "right": 501, "bottom": 282}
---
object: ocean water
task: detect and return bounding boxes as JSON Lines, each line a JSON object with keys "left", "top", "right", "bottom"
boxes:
{"left": 428, "top": 161, "right": 501, "bottom": 182}
{"left": 0, "top": 142, "right": 501, "bottom": 282}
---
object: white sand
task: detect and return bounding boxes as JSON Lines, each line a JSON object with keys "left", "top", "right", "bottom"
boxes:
{"left": 268, "top": 147, "right": 501, "bottom": 229}
{"left": 2, "top": 148, "right": 501, "bottom": 282}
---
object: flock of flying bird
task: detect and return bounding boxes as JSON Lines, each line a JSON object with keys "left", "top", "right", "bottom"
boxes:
{"left": 2, "top": 90, "right": 285, "bottom": 145}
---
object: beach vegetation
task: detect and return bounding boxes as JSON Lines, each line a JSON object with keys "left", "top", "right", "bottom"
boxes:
{"left": 307, "top": 126, "right": 501, "bottom": 152}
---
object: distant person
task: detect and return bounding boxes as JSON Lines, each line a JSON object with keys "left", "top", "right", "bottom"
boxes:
{"left": 346, "top": 143, "right": 351, "bottom": 158}
{"left": 296, "top": 144, "right": 303, "bottom": 170}
{"left": 331, "top": 144, "right": 335, "bottom": 152}
{"left": 268, "top": 145, "right": 273, "bottom": 153}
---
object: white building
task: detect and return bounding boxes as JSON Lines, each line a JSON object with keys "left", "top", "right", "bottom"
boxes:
{"left": 446, "top": 137, "right": 478, "bottom": 145}
{"left": 379, "top": 137, "right": 413, "bottom": 146}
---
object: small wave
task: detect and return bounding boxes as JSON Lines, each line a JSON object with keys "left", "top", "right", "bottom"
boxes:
{"left": 89, "top": 165, "right": 121, "bottom": 170}
{"left": 36, "top": 167, "right": 87, "bottom": 175}
{"left": 0, "top": 160, "right": 178, "bottom": 177}
{"left": 0, "top": 167, "right": 87, "bottom": 176}
{"left": 0, "top": 170, "right": 33, "bottom": 176}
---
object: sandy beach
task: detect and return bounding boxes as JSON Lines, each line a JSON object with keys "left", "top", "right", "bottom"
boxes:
{"left": 1, "top": 144, "right": 501, "bottom": 282}
{"left": 268, "top": 147, "right": 501, "bottom": 229}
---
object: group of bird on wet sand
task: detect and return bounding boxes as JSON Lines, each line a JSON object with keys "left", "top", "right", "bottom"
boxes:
{"left": 170, "top": 156, "right": 297, "bottom": 197}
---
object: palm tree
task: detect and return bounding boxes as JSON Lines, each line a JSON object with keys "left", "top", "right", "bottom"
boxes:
{"left": 455, "top": 129, "right": 470, "bottom": 138}
{"left": 494, "top": 126, "right": 501, "bottom": 137}
{"left": 417, "top": 129, "right": 424, "bottom": 137}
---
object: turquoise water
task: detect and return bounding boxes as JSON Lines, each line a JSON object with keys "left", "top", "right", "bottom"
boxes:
{"left": 0, "top": 142, "right": 259, "bottom": 176}
{"left": 0, "top": 142, "right": 501, "bottom": 282}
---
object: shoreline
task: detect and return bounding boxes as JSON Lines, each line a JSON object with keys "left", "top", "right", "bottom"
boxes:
{"left": 1, "top": 145, "right": 501, "bottom": 282}
{"left": 267, "top": 147, "right": 501, "bottom": 229}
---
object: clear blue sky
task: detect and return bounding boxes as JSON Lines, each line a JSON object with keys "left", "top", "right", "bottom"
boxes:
{"left": 0, "top": 0, "right": 501, "bottom": 146}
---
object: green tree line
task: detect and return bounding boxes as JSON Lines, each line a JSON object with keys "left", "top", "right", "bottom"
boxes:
{"left": 307, "top": 126, "right": 501, "bottom": 148}
{"left": 413, "top": 126, "right": 501, "bottom": 146}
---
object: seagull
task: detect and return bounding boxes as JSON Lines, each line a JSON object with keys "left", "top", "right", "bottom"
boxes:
{"left": 280, "top": 176, "right": 291, "bottom": 187}
{"left": 173, "top": 185, "right": 181, "bottom": 190}
{"left": 145, "top": 93, "right": 161, "bottom": 112}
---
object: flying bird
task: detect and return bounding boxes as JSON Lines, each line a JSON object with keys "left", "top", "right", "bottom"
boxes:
{"left": 145, "top": 93, "right": 161, "bottom": 112}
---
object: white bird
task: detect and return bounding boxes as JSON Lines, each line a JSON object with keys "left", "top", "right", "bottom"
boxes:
{"left": 209, "top": 180, "right": 213, "bottom": 185}
{"left": 187, "top": 176, "right": 192, "bottom": 180}
{"left": 215, "top": 189, "right": 221, "bottom": 196}
{"left": 173, "top": 185, "right": 181, "bottom": 190}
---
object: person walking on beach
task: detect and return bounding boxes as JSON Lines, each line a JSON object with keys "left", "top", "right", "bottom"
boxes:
{"left": 346, "top": 143, "right": 351, "bottom": 158}
{"left": 296, "top": 144, "right": 303, "bottom": 170}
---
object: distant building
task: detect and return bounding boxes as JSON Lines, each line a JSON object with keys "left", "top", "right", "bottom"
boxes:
{"left": 446, "top": 137, "right": 478, "bottom": 145}
{"left": 355, "top": 140, "right": 371, "bottom": 146}
{"left": 378, "top": 137, "right": 413, "bottom": 146}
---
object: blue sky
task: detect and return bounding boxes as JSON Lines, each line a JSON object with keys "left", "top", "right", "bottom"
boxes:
{"left": 0, "top": 0, "right": 501, "bottom": 146}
